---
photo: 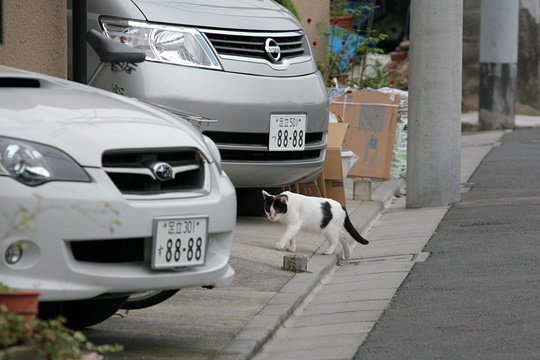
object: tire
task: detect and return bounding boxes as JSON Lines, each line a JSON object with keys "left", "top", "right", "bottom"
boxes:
{"left": 39, "top": 296, "right": 129, "bottom": 329}
{"left": 120, "top": 289, "right": 180, "bottom": 310}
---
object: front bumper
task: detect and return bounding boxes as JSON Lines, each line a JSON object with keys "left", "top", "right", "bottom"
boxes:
{"left": 90, "top": 61, "right": 329, "bottom": 187}
{"left": 0, "top": 166, "right": 236, "bottom": 301}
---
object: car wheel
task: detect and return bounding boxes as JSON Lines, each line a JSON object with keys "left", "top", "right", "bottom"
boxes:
{"left": 120, "top": 290, "right": 180, "bottom": 310}
{"left": 39, "top": 296, "right": 129, "bottom": 329}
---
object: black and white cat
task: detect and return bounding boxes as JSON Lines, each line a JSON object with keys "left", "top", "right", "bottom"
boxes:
{"left": 262, "top": 190, "right": 369, "bottom": 259}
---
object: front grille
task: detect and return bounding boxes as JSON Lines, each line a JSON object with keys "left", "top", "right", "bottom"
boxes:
{"left": 71, "top": 238, "right": 145, "bottom": 263}
{"left": 204, "top": 30, "right": 306, "bottom": 62}
{"left": 102, "top": 148, "right": 205, "bottom": 195}
{"left": 219, "top": 149, "right": 321, "bottom": 162}
{"left": 203, "top": 131, "right": 323, "bottom": 147}
{"left": 203, "top": 131, "right": 324, "bottom": 161}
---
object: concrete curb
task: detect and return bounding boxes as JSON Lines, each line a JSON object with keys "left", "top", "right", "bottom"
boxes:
{"left": 216, "top": 178, "right": 405, "bottom": 360}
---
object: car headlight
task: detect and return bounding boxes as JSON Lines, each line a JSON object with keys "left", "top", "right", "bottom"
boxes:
{"left": 0, "top": 137, "right": 91, "bottom": 186}
{"left": 203, "top": 135, "right": 223, "bottom": 174}
{"left": 100, "top": 17, "right": 222, "bottom": 70}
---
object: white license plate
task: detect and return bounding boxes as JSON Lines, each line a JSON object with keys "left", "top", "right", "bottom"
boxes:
{"left": 152, "top": 217, "right": 208, "bottom": 269}
{"left": 269, "top": 114, "right": 306, "bottom": 151}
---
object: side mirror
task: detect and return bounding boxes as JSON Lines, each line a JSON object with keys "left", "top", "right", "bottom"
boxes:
{"left": 86, "top": 29, "right": 146, "bottom": 64}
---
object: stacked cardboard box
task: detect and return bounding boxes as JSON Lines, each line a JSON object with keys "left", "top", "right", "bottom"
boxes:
{"left": 330, "top": 89, "right": 400, "bottom": 180}
{"left": 295, "top": 122, "right": 348, "bottom": 207}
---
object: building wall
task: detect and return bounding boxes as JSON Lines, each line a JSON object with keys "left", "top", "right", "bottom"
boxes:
{"left": 293, "top": 0, "right": 329, "bottom": 68}
{"left": 0, "top": 0, "right": 67, "bottom": 78}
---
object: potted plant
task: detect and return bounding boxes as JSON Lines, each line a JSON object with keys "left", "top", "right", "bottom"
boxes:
{"left": 0, "top": 283, "right": 41, "bottom": 324}
{"left": 330, "top": 0, "right": 355, "bottom": 31}
{"left": 0, "top": 282, "right": 123, "bottom": 359}
{"left": 0, "top": 303, "right": 123, "bottom": 360}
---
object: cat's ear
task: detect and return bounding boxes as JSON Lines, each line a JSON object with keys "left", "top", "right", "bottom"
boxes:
{"left": 262, "top": 190, "right": 271, "bottom": 199}
{"left": 279, "top": 194, "right": 288, "bottom": 204}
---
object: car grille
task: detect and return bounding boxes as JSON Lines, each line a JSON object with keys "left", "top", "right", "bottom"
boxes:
{"left": 71, "top": 238, "right": 145, "bottom": 263}
{"left": 102, "top": 148, "right": 205, "bottom": 195}
{"left": 203, "top": 30, "right": 306, "bottom": 61}
{"left": 203, "top": 131, "right": 323, "bottom": 162}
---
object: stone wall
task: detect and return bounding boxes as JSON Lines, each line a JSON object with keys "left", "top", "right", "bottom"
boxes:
{"left": 0, "top": 0, "right": 67, "bottom": 78}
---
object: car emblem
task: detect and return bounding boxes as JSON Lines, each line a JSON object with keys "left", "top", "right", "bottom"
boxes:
{"left": 265, "top": 38, "right": 281, "bottom": 63}
{"left": 151, "top": 162, "right": 174, "bottom": 181}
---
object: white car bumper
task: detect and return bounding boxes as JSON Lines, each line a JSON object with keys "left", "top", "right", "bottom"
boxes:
{"left": 0, "top": 166, "right": 236, "bottom": 301}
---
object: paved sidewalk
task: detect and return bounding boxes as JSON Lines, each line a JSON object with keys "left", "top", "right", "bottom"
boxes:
{"left": 217, "top": 128, "right": 506, "bottom": 360}
{"left": 249, "top": 130, "right": 504, "bottom": 360}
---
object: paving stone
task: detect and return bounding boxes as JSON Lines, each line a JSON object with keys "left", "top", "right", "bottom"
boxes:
{"left": 287, "top": 309, "right": 383, "bottom": 327}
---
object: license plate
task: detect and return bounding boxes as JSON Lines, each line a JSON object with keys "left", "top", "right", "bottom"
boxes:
{"left": 152, "top": 217, "right": 208, "bottom": 269}
{"left": 269, "top": 114, "right": 306, "bottom": 151}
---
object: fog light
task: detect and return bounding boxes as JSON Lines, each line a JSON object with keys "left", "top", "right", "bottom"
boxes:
{"left": 5, "top": 243, "right": 23, "bottom": 265}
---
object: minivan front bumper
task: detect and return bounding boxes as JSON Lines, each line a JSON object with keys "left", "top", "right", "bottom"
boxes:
{"left": 90, "top": 61, "right": 329, "bottom": 187}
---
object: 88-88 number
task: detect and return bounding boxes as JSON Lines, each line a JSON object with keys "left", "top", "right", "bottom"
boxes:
{"left": 165, "top": 237, "right": 203, "bottom": 263}
{"left": 276, "top": 129, "right": 304, "bottom": 148}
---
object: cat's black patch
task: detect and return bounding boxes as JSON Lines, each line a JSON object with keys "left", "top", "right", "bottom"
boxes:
{"left": 264, "top": 194, "right": 275, "bottom": 214}
{"left": 320, "top": 201, "right": 333, "bottom": 229}
{"left": 273, "top": 194, "right": 288, "bottom": 214}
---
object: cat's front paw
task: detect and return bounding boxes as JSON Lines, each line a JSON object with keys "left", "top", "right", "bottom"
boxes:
{"left": 275, "top": 242, "right": 286, "bottom": 251}
{"left": 286, "top": 243, "right": 296, "bottom": 252}
{"left": 323, "top": 246, "right": 336, "bottom": 255}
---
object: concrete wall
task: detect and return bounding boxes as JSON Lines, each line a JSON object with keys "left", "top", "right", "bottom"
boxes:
{"left": 293, "top": 0, "right": 329, "bottom": 67}
{"left": 0, "top": 0, "right": 67, "bottom": 78}
{"left": 463, "top": 0, "right": 540, "bottom": 114}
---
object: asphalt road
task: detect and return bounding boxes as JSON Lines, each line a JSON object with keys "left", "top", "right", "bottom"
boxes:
{"left": 354, "top": 129, "right": 540, "bottom": 359}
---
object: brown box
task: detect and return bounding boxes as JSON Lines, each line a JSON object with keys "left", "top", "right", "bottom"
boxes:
{"left": 321, "top": 122, "right": 349, "bottom": 207}
{"left": 324, "top": 179, "right": 346, "bottom": 207}
{"left": 297, "top": 182, "right": 322, "bottom": 197}
{"left": 294, "top": 122, "right": 349, "bottom": 207}
{"left": 330, "top": 90, "right": 400, "bottom": 180}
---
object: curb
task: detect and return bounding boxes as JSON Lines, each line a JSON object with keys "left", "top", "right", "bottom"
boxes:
{"left": 216, "top": 179, "right": 405, "bottom": 360}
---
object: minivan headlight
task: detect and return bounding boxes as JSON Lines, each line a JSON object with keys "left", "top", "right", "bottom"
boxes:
{"left": 0, "top": 137, "right": 91, "bottom": 186}
{"left": 100, "top": 17, "right": 222, "bottom": 70}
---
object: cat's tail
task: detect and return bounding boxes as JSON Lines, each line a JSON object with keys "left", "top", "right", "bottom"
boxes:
{"left": 343, "top": 209, "right": 369, "bottom": 245}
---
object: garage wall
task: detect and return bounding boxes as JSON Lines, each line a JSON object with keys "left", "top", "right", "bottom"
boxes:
{"left": 0, "top": 0, "right": 67, "bottom": 78}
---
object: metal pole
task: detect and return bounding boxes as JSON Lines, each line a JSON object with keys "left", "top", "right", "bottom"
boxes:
{"left": 72, "top": 0, "right": 87, "bottom": 84}
{"left": 478, "top": 0, "right": 519, "bottom": 130}
{"left": 406, "top": 0, "right": 463, "bottom": 208}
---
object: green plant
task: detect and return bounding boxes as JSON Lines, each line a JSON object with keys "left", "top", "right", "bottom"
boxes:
{"left": 0, "top": 305, "right": 123, "bottom": 359}
{"left": 330, "top": 0, "right": 349, "bottom": 16}
{"left": 314, "top": 0, "right": 398, "bottom": 88}
{"left": 0, "top": 283, "right": 13, "bottom": 293}
{"left": 1, "top": 193, "right": 122, "bottom": 241}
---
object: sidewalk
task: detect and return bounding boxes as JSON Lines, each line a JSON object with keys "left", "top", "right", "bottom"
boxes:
{"left": 217, "top": 114, "right": 518, "bottom": 359}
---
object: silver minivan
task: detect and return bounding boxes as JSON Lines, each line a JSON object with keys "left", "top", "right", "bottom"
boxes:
{"left": 75, "top": 0, "right": 329, "bottom": 189}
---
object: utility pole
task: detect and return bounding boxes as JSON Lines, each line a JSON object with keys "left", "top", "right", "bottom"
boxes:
{"left": 72, "top": 0, "right": 88, "bottom": 84}
{"left": 406, "top": 0, "right": 463, "bottom": 208}
{"left": 478, "top": 0, "right": 519, "bottom": 130}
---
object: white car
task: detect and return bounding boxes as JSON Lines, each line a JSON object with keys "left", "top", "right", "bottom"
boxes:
{"left": 0, "top": 65, "right": 236, "bottom": 328}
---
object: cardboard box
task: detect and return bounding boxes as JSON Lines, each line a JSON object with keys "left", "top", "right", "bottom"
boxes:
{"left": 330, "top": 90, "right": 400, "bottom": 180}
{"left": 321, "top": 122, "right": 349, "bottom": 207}
{"left": 294, "top": 122, "right": 349, "bottom": 207}
{"left": 297, "top": 182, "right": 322, "bottom": 197}
{"left": 324, "top": 180, "right": 346, "bottom": 207}
{"left": 323, "top": 122, "right": 349, "bottom": 180}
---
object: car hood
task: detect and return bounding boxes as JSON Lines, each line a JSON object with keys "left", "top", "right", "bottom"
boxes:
{"left": 0, "top": 68, "right": 208, "bottom": 167}
{"left": 130, "top": 0, "right": 300, "bottom": 31}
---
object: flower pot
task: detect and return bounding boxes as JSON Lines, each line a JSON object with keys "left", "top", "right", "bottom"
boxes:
{"left": 0, "top": 291, "right": 41, "bottom": 323}
{"left": 331, "top": 15, "right": 355, "bottom": 31}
